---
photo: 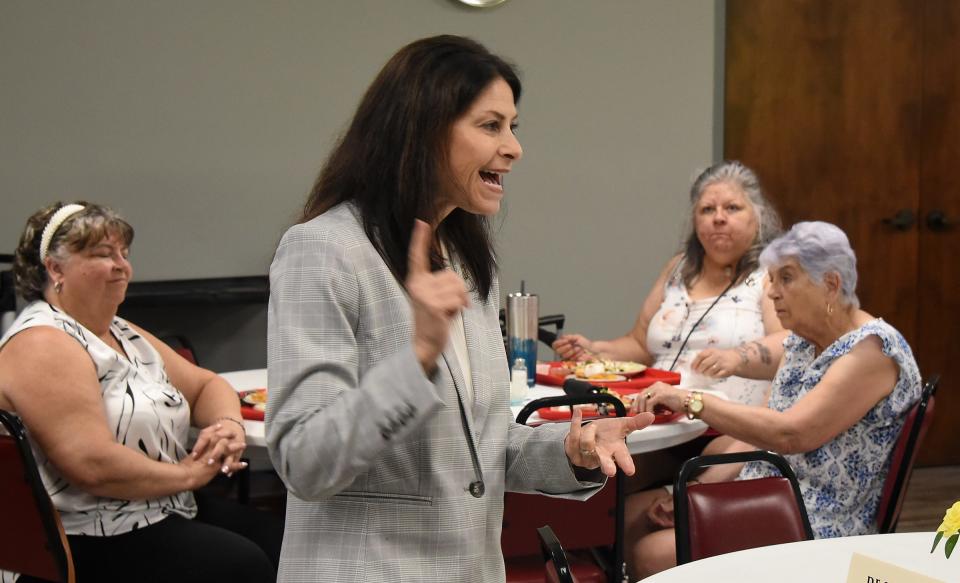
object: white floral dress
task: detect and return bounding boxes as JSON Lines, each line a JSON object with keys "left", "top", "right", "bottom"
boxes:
{"left": 646, "top": 261, "right": 771, "bottom": 405}
{"left": 739, "top": 319, "right": 921, "bottom": 538}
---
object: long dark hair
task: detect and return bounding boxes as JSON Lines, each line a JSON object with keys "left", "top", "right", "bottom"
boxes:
{"left": 300, "top": 35, "right": 521, "bottom": 300}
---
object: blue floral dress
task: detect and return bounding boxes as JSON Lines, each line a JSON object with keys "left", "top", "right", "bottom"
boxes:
{"left": 739, "top": 319, "right": 921, "bottom": 538}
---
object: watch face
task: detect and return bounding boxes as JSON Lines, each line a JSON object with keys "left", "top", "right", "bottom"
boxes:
{"left": 690, "top": 399, "right": 704, "bottom": 413}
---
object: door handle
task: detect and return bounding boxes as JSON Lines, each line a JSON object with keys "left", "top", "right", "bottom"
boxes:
{"left": 926, "top": 210, "right": 955, "bottom": 232}
{"left": 882, "top": 209, "right": 916, "bottom": 231}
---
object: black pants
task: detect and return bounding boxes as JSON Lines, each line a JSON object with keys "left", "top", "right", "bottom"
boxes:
{"left": 20, "top": 491, "right": 283, "bottom": 583}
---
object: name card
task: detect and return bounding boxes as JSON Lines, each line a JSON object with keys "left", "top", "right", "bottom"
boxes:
{"left": 846, "top": 552, "right": 946, "bottom": 583}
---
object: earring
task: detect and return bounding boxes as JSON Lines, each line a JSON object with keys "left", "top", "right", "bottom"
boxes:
{"left": 54, "top": 281, "right": 63, "bottom": 294}
{"left": 827, "top": 303, "right": 834, "bottom": 316}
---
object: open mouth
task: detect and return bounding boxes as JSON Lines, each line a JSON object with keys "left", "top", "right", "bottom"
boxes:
{"left": 479, "top": 171, "right": 502, "bottom": 187}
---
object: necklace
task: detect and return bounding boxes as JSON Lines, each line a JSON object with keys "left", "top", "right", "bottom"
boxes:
{"left": 667, "top": 278, "right": 737, "bottom": 372}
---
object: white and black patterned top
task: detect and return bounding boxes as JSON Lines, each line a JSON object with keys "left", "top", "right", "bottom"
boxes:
{"left": 0, "top": 301, "right": 197, "bottom": 537}
{"left": 739, "top": 319, "right": 921, "bottom": 538}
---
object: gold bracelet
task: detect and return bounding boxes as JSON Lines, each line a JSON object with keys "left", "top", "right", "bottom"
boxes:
{"left": 216, "top": 416, "right": 246, "bottom": 432}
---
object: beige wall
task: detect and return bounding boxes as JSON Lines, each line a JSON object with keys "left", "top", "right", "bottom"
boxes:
{"left": 0, "top": 0, "right": 722, "bottom": 368}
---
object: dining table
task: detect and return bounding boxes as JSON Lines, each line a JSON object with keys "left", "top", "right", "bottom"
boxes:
{"left": 642, "top": 532, "right": 956, "bottom": 582}
{"left": 219, "top": 368, "right": 711, "bottom": 452}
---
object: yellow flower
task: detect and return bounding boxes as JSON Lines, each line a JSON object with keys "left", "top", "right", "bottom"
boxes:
{"left": 938, "top": 501, "right": 960, "bottom": 535}
{"left": 932, "top": 500, "right": 960, "bottom": 559}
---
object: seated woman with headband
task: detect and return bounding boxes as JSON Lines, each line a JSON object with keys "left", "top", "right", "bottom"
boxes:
{"left": 0, "top": 202, "right": 282, "bottom": 583}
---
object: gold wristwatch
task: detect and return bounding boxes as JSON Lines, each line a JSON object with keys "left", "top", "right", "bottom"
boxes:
{"left": 684, "top": 391, "right": 704, "bottom": 420}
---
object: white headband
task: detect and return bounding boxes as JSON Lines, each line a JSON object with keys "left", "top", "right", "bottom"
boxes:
{"left": 39, "top": 204, "right": 86, "bottom": 262}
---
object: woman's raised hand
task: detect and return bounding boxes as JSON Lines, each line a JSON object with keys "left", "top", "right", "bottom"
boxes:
{"left": 553, "top": 334, "right": 594, "bottom": 360}
{"left": 564, "top": 408, "right": 655, "bottom": 477}
{"left": 406, "top": 220, "right": 470, "bottom": 374}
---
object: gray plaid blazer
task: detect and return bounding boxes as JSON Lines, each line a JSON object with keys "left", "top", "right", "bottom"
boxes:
{"left": 267, "top": 204, "right": 600, "bottom": 582}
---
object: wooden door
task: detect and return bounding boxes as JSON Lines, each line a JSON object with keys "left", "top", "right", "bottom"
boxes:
{"left": 725, "top": 0, "right": 957, "bottom": 465}
{"left": 917, "top": 0, "right": 960, "bottom": 465}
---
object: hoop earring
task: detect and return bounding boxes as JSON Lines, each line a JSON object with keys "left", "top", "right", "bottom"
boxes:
{"left": 54, "top": 281, "right": 63, "bottom": 294}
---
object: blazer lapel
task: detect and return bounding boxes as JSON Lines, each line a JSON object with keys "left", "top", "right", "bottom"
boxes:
{"left": 461, "top": 302, "right": 492, "bottom": 428}
{"left": 441, "top": 348, "right": 479, "bottom": 443}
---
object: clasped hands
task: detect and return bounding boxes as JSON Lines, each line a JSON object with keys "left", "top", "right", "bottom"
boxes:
{"left": 188, "top": 420, "right": 247, "bottom": 482}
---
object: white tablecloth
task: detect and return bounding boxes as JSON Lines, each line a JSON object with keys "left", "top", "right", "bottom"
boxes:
{"left": 643, "top": 532, "right": 956, "bottom": 582}
{"left": 220, "top": 369, "right": 709, "bottom": 452}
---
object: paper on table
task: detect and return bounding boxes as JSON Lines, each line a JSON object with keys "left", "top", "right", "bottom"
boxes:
{"left": 846, "top": 552, "right": 945, "bottom": 583}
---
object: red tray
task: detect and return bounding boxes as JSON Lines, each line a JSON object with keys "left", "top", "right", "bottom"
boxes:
{"left": 239, "top": 389, "right": 266, "bottom": 421}
{"left": 535, "top": 362, "right": 681, "bottom": 389}
{"left": 533, "top": 385, "right": 681, "bottom": 424}
{"left": 537, "top": 405, "right": 682, "bottom": 424}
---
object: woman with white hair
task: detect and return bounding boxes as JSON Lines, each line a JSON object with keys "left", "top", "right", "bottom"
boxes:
{"left": 627, "top": 221, "right": 922, "bottom": 579}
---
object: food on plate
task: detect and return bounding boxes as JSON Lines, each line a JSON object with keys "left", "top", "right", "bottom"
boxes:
{"left": 568, "top": 359, "right": 647, "bottom": 380}
{"left": 606, "top": 360, "right": 647, "bottom": 375}
{"left": 581, "top": 361, "right": 605, "bottom": 378}
{"left": 241, "top": 388, "right": 267, "bottom": 411}
{"left": 568, "top": 373, "right": 627, "bottom": 383}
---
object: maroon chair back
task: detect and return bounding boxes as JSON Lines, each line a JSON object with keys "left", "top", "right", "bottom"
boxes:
{"left": 876, "top": 375, "right": 939, "bottom": 533}
{"left": 674, "top": 450, "right": 813, "bottom": 564}
{"left": 0, "top": 410, "right": 75, "bottom": 582}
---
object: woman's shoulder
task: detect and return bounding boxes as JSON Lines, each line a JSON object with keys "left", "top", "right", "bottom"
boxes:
{"left": 660, "top": 254, "right": 685, "bottom": 288}
{"left": 1, "top": 301, "right": 67, "bottom": 347}
{"left": 278, "top": 203, "right": 367, "bottom": 249}
{"left": 0, "top": 313, "right": 90, "bottom": 368}
{"left": 849, "top": 317, "right": 913, "bottom": 355}
{"left": 829, "top": 317, "right": 920, "bottom": 384}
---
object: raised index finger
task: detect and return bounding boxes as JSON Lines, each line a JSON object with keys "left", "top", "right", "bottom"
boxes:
{"left": 407, "top": 219, "right": 433, "bottom": 277}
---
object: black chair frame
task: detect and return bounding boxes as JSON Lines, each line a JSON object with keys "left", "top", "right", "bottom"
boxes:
{"left": 877, "top": 374, "right": 940, "bottom": 533}
{"left": 515, "top": 394, "right": 627, "bottom": 582}
{"left": 0, "top": 409, "right": 73, "bottom": 582}
{"left": 537, "top": 525, "right": 576, "bottom": 583}
{"left": 674, "top": 449, "right": 814, "bottom": 565}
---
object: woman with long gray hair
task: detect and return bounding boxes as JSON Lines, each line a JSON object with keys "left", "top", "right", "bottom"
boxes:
{"left": 555, "top": 160, "right": 785, "bottom": 405}
{"left": 555, "top": 160, "right": 788, "bottom": 487}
